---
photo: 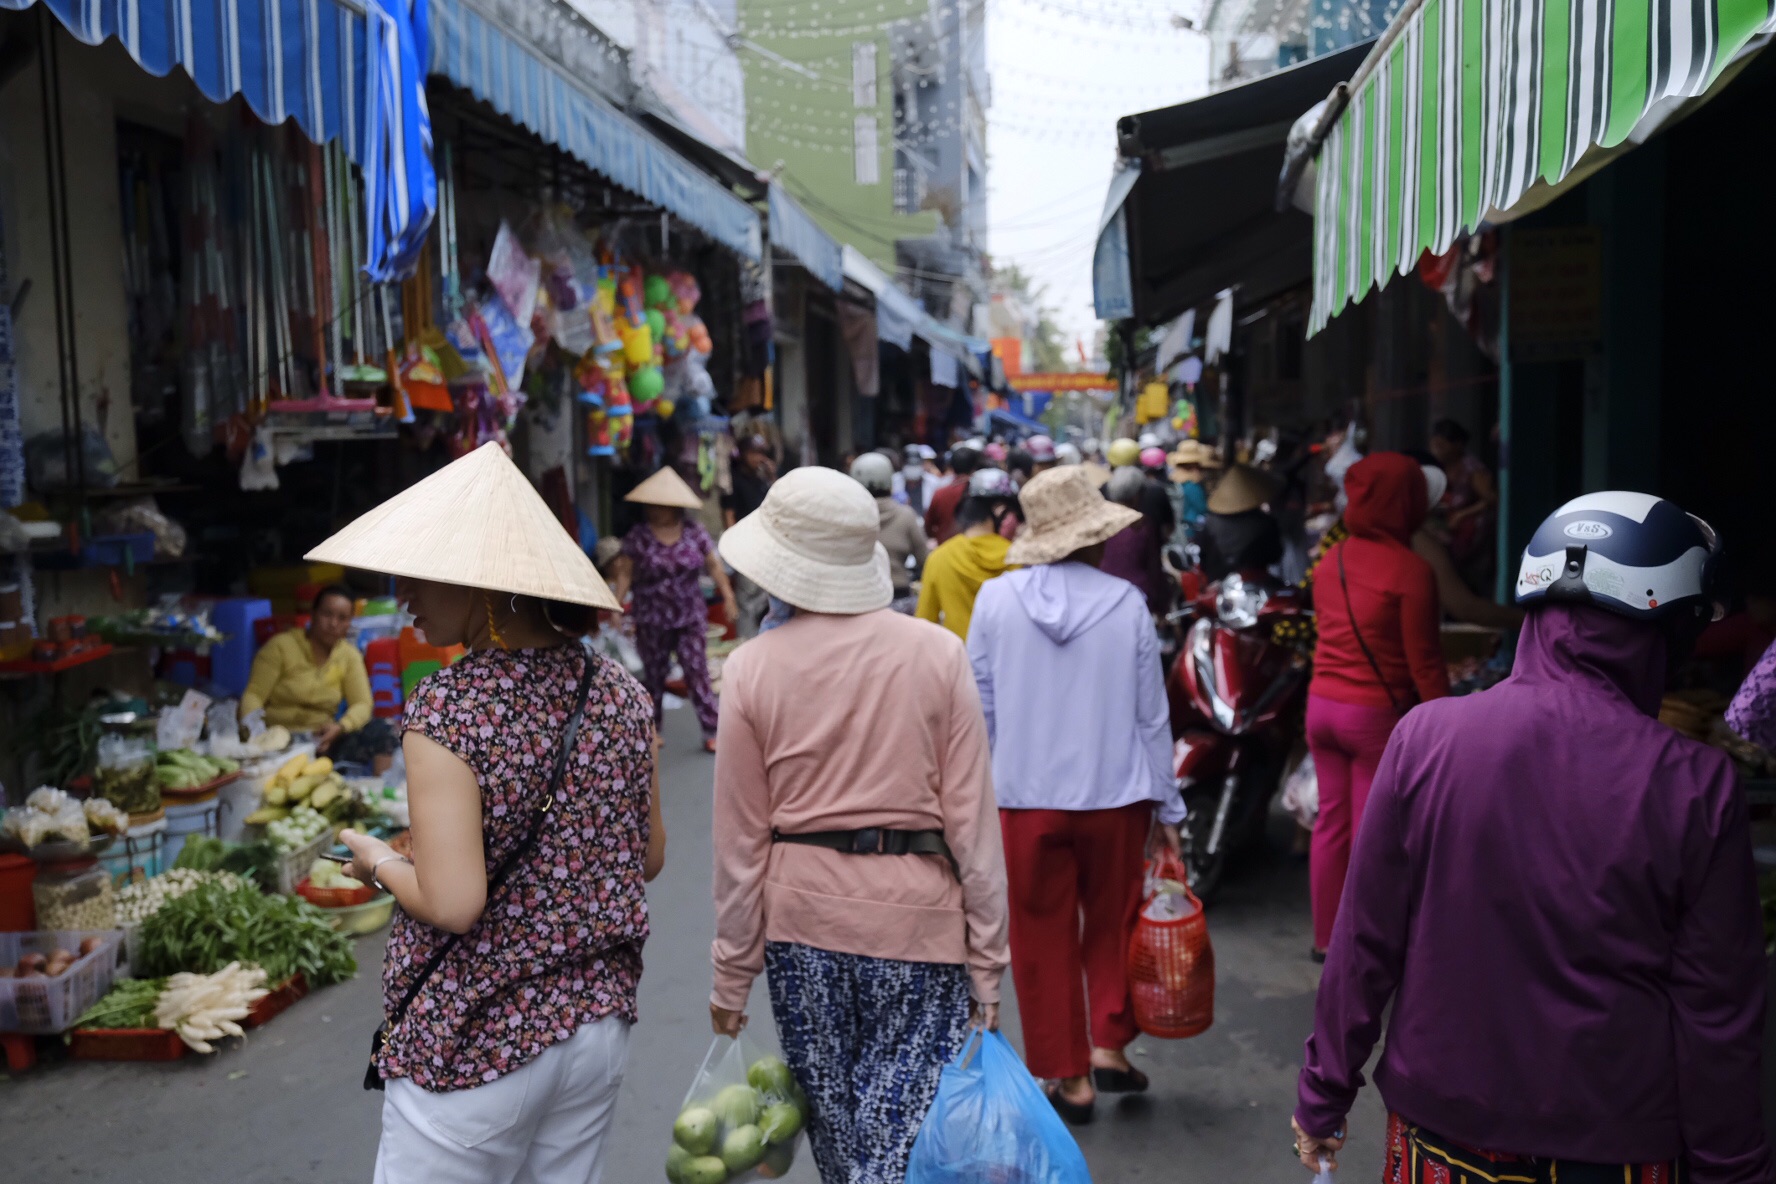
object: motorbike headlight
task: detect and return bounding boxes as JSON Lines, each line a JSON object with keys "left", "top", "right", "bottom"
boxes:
{"left": 1215, "top": 574, "right": 1269, "bottom": 628}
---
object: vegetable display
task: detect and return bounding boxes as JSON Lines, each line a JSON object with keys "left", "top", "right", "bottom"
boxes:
{"left": 173, "top": 834, "right": 281, "bottom": 892}
{"left": 72, "top": 977, "right": 167, "bottom": 1029}
{"left": 263, "top": 806, "right": 330, "bottom": 853}
{"left": 307, "top": 859, "right": 359, "bottom": 891}
{"left": 155, "top": 748, "right": 240, "bottom": 790}
{"left": 115, "top": 868, "right": 248, "bottom": 925}
{"left": 249, "top": 754, "right": 368, "bottom": 828}
{"left": 133, "top": 879, "right": 357, "bottom": 987}
{"left": 0, "top": 935, "right": 109, "bottom": 980}
{"left": 155, "top": 963, "right": 270, "bottom": 1053}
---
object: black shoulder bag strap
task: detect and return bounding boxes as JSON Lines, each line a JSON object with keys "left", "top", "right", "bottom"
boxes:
{"left": 1336, "top": 544, "right": 1408, "bottom": 717}
{"left": 365, "top": 650, "right": 596, "bottom": 1090}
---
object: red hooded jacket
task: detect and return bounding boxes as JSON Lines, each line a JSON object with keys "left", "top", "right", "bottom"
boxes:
{"left": 1310, "top": 452, "right": 1449, "bottom": 709}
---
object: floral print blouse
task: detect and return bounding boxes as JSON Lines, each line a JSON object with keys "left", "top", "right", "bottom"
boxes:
{"left": 378, "top": 644, "right": 654, "bottom": 1091}
{"left": 622, "top": 519, "right": 713, "bottom": 632}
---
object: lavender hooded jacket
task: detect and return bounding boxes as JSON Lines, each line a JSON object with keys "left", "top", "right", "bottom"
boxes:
{"left": 1298, "top": 604, "right": 1770, "bottom": 1182}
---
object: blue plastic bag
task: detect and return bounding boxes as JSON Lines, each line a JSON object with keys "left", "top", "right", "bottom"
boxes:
{"left": 905, "top": 1030, "right": 1093, "bottom": 1184}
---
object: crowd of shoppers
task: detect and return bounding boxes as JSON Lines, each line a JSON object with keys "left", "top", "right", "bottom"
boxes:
{"left": 302, "top": 419, "right": 1769, "bottom": 1184}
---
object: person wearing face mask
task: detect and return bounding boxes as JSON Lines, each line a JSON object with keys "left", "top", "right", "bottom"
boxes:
{"left": 240, "top": 584, "right": 383, "bottom": 759}
{"left": 916, "top": 468, "right": 1020, "bottom": 641}
{"left": 310, "top": 444, "right": 665, "bottom": 1184}
{"left": 1294, "top": 494, "right": 1766, "bottom": 1184}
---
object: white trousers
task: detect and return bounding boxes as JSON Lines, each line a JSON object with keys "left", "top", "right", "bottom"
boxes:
{"left": 373, "top": 1016, "right": 632, "bottom": 1184}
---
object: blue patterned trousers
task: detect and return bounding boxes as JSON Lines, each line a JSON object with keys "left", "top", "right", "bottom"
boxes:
{"left": 765, "top": 941, "right": 972, "bottom": 1184}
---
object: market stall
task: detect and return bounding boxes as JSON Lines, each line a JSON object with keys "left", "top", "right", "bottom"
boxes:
{"left": 0, "top": 682, "right": 408, "bottom": 1070}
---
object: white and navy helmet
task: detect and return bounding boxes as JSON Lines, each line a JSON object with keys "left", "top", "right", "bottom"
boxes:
{"left": 1515, "top": 492, "right": 1724, "bottom": 622}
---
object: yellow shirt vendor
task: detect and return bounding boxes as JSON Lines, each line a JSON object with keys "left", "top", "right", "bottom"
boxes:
{"left": 915, "top": 469, "right": 1020, "bottom": 641}
{"left": 240, "top": 586, "right": 372, "bottom": 755}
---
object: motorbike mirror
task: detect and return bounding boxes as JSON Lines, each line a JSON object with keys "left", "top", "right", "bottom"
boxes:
{"left": 1163, "top": 544, "right": 1190, "bottom": 572}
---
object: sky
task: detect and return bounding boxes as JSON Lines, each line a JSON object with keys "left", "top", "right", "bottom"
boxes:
{"left": 984, "top": 0, "right": 1212, "bottom": 359}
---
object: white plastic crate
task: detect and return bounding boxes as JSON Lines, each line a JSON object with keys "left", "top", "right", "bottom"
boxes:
{"left": 0, "top": 930, "right": 124, "bottom": 1034}
{"left": 273, "top": 830, "right": 330, "bottom": 895}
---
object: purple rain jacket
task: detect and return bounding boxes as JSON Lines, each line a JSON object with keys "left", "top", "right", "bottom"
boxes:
{"left": 1297, "top": 603, "right": 1771, "bottom": 1182}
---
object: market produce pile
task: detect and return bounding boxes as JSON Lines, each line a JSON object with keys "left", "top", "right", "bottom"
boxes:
{"left": 0, "top": 935, "right": 110, "bottom": 981}
{"left": 265, "top": 805, "right": 331, "bottom": 853}
{"left": 154, "top": 748, "right": 239, "bottom": 791}
{"left": 248, "top": 754, "right": 369, "bottom": 829}
{"left": 155, "top": 964, "right": 270, "bottom": 1052}
{"left": 72, "top": 965, "right": 273, "bottom": 1053}
{"left": 306, "top": 859, "right": 361, "bottom": 891}
{"left": 171, "top": 835, "right": 281, "bottom": 892}
{"left": 2, "top": 787, "right": 128, "bottom": 847}
{"left": 115, "top": 867, "right": 249, "bottom": 925}
{"left": 669, "top": 1055, "right": 807, "bottom": 1183}
{"left": 132, "top": 878, "right": 356, "bottom": 987}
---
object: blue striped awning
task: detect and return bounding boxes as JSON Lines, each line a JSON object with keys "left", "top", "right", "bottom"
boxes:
{"left": 768, "top": 187, "right": 843, "bottom": 291}
{"left": 428, "top": 0, "right": 762, "bottom": 262}
{"left": 2, "top": 0, "right": 369, "bottom": 162}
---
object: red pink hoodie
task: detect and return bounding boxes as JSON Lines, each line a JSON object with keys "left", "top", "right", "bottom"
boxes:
{"left": 1310, "top": 452, "right": 1449, "bottom": 708}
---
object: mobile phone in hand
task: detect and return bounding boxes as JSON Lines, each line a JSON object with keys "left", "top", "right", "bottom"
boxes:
{"left": 317, "top": 851, "right": 351, "bottom": 864}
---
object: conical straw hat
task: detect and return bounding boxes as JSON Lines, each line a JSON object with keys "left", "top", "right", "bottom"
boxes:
{"left": 1206, "top": 463, "right": 1282, "bottom": 515}
{"left": 624, "top": 466, "right": 703, "bottom": 509}
{"left": 305, "top": 442, "right": 621, "bottom": 611}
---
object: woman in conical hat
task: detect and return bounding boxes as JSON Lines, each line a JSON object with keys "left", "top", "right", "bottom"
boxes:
{"left": 308, "top": 443, "right": 663, "bottom": 1182}
{"left": 608, "top": 464, "right": 736, "bottom": 752}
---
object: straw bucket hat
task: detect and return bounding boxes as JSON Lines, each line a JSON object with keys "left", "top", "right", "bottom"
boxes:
{"left": 1206, "top": 464, "right": 1282, "bottom": 515}
{"left": 1171, "top": 439, "right": 1222, "bottom": 470}
{"left": 305, "top": 442, "right": 621, "bottom": 611}
{"left": 717, "top": 467, "right": 893, "bottom": 614}
{"left": 1005, "top": 466, "right": 1143, "bottom": 567}
{"left": 624, "top": 466, "right": 703, "bottom": 509}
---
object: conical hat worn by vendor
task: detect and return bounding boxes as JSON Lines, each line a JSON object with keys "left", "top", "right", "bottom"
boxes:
{"left": 305, "top": 441, "right": 621, "bottom": 611}
{"left": 624, "top": 466, "right": 703, "bottom": 509}
{"left": 1206, "top": 463, "right": 1282, "bottom": 515}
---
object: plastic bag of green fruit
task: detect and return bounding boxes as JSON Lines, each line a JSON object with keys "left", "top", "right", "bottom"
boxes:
{"left": 669, "top": 1035, "right": 809, "bottom": 1183}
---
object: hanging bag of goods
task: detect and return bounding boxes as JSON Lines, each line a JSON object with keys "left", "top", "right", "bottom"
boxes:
{"left": 1127, "top": 851, "right": 1214, "bottom": 1038}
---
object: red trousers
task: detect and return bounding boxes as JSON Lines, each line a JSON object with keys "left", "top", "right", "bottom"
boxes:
{"left": 1000, "top": 802, "right": 1152, "bottom": 1080}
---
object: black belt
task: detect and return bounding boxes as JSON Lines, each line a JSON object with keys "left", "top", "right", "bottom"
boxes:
{"left": 772, "top": 828, "right": 958, "bottom": 878}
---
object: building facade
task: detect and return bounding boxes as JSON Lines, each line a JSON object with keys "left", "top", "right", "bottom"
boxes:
{"left": 737, "top": 0, "right": 986, "bottom": 328}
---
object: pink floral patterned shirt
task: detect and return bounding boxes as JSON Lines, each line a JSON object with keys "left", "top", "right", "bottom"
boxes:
{"left": 378, "top": 644, "right": 653, "bottom": 1091}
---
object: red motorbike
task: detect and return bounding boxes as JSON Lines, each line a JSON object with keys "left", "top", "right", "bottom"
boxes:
{"left": 1166, "top": 568, "right": 1312, "bottom": 899}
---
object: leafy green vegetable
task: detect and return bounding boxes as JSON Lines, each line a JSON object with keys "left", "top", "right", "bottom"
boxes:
{"left": 134, "top": 880, "right": 357, "bottom": 987}
{"left": 171, "top": 835, "right": 281, "bottom": 892}
{"left": 173, "top": 835, "right": 229, "bottom": 871}
{"left": 71, "top": 978, "right": 166, "bottom": 1030}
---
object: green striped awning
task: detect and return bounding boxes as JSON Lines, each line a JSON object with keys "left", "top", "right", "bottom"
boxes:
{"left": 1309, "top": 0, "right": 1776, "bottom": 333}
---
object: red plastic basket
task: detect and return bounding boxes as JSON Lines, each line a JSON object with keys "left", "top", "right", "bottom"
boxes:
{"left": 1127, "top": 853, "right": 1214, "bottom": 1038}
{"left": 245, "top": 974, "right": 309, "bottom": 1029}
{"left": 69, "top": 1027, "right": 188, "bottom": 1062}
{"left": 295, "top": 877, "right": 375, "bottom": 908}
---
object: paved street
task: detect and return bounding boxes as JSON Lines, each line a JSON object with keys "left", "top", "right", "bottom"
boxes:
{"left": 4, "top": 708, "right": 1383, "bottom": 1182}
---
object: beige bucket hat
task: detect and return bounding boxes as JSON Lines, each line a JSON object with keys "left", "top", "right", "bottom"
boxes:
{"left": 1171, "top": 439, "right": 1222, "bottom": 469}
{"left": 1005, "top": 465, "right": 1143, "bottom": 566}
{"left": 1206, "top": 464, "right": 1282, "bottom": 515}
{"left": 718, "top": 467, "right": 893, "bottom": 614}
{"left": 305, "top": 442, "right": 621, "bottom": 611}
{"left": 624, "top": 466, "right": 703, "bottom": 509}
